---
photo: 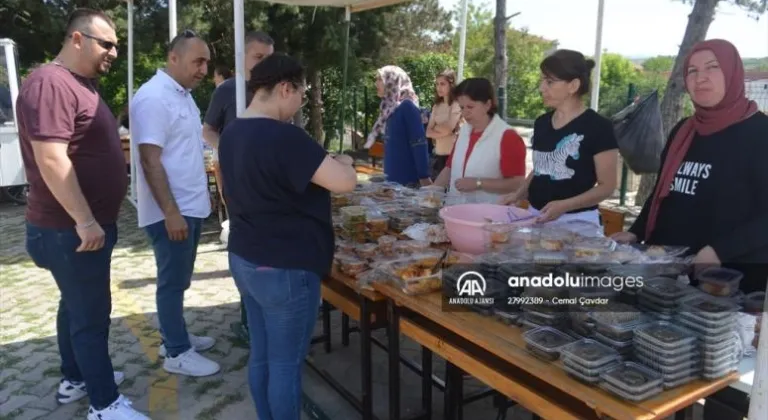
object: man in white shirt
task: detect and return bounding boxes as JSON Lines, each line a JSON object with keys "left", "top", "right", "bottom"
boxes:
{"left": 130, "top": 30, "right": 219, "bottom": 377}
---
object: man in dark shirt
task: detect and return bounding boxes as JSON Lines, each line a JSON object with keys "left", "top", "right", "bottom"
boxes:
{"left": 15, "top": 8, "right": 147, "bottom": 420}
{"left": 202, "top": 31, "right": 274, "bottom": 148}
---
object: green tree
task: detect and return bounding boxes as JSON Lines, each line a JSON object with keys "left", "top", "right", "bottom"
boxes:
{"left": 452, "top": 3, "right": 554, "bottom": 120}
{"left": 642, "top": 56, "right": 675, "bottom": 72}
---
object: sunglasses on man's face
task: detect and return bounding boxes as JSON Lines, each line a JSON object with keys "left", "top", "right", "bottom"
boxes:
{"left": 76, "top": 32, "right": 118, "bottom": 52}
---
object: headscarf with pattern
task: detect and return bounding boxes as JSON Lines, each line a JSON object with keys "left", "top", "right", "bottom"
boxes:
{"left": 364, "top": 65, "right": 419, "bottom": 149}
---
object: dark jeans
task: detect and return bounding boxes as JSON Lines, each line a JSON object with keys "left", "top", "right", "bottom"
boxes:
{"left": 26, "top": 222, "right": 119, "bottom": 410}
{"left": 144, "top": 216, "right": 203, "bottom": 357}
{"left": 229, "top": 252, "right": 321, "bottom": 420}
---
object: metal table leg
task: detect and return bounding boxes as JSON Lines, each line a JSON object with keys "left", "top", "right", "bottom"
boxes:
{"left": 421, "top": 347, "right": 432, "bottom": 419}
{"left": 360, "top": 297, "right": 373, "bottom": 420}
{"left": 342, "top": 314, "right": 351, "bottom": 347}
{"left": 322, "top": 300, "right": 332, "bottom": 353}
{"left": 388, "top": 301, "right": 401, "bottom": 420}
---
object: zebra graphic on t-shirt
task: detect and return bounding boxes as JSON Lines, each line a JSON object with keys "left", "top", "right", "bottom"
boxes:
{"left": 533, "top": 133, "right": 584, "bottom": 180}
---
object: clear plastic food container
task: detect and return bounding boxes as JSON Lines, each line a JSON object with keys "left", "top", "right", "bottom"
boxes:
{"left": 633, "top": 244, "right": 689, "bottom": 259}
{"left": 483, "top": 223, "right": 518, "bottom": 248}
{"left": 696, "top": 267, "right": 744, "bottom": 297}
{"left": 509, "top": 226, "right": 542, "bottom": 251}
{"left": 340, "top": 205, "right": 367, "bottom": 223}
{"left": 355, "top": 243, "right": 379, "bottom": 259}
{"left": 572, "top": 236, "right": 617, "bottom": 254}
{"left": 366, "top": 215, "right": 389, "bottom": 232}
{"left": 532, "top": 251, "right": 568, "bottom": 265}
{"left": 560, "top": 339, "right": 621, "bottom": 368}
{"left": 640, "top": 277, "right": 694, "bottom": 300}
{"left": 336, "top": 239, "right": 355, "bottom": 253}
{"left": 377, "top": 235, "right": 397, "bottom": 253}
{"left": 593, "top": 332, "right": 634, "bottom": 355}
{"left": 562, "top": 357, "right": 619, "bottom": 383}
{"left": 703, "top": 352, "right": 738, "bottom": 372}
{"left": 633, "top": 321, "right": 698, "bottom": 350}
{"left": 702, "top": 363, "right": 738, "bottom": 380}
{"left": 633, "top": 341, "right": 699, "bottom": 366}
{"left": 523, "top": 310, "right": 569, "bottom": 328}
{"left": 494, "top": 310, "right": 520, "bottom": 325}
{"left": 678, "top": 294, "right": 741, "bottom": 321}
{"left": 676, "top": 311, "right": 735, "bottom": 330}
{"left": 600, "top": 362, "right": 664, "bottom": 395}
{"left": 563, "top": 363, "right": 603, "bottom": 384}
{"left": 599, "top": 381, "right": 663, "bottom": 402}
{"left": 591, "top": 312, "right": 648, "bottom": 342}
{"left": 675, "top": 314, "right": 736, "bottom": 337}
{"left": 382, "top": 257, "right": 443, "bottom": 295}
{"left": 337, "top": 255, "right": 368, "bottom": 276}
{"left": 664, "top": 375, "right": 699, "bottom": 389}
{"left": 637, "top": 289, "right": 682, "bottom": 310}
{"left": 522, "top": 326, "right": 576, "bottom": 362}
{"left": 633, "top": 351, "right": 701, "bottom": 375}
{"left": 539, "top": 228, "right": 572, "bottom": 251}
{"left": 744, "top": 291, "right": 765, "bottom": 314}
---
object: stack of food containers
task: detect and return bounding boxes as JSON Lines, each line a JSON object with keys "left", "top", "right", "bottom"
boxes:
{"left": 340, "top": 206, "right": 368, "bottom": 243}
{"left": 522, "top": 326, "right": 576, "bottom": 362}
{"left": 560, "top": 339, "right": 621, "bottom": 384}
{"left": 599, "top": 362, "right": 664, "bottom": 401}
{"left": 521, "top": 287, "right": 570, "bottom": 330}
{"left": 676, "top": 293, "right": 741, "bottom": 380}
{"left": 590, "top": 304, "right": 647, "bottom": 358}
{"left": 636, "top": 277, "right": 695, "bottom": 320}
{"left": 633, "top": 321, "right": 702, "bottom": 388}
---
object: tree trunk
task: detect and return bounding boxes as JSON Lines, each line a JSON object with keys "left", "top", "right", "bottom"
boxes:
{"left": 634, "top": 0, "right": 719, "bottom": 206}
{"left": 307, "top": 66, "right": 325, "bottom": 146}
{"left": 494, "top": 0, "right": 508, "bottom": 116}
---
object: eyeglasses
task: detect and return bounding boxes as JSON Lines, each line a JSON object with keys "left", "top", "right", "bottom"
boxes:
{"left": 76, "top": 32, "right": 118, "bottom": 51}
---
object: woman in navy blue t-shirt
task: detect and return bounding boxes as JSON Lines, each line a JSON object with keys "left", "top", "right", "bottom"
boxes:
{"left": 218, "top": 53, "right": 357, "bottom": 420}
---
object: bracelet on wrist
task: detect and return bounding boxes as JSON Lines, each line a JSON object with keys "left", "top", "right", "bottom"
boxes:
{"left": 76, "top": 219, "right": 96, "bottom": 229}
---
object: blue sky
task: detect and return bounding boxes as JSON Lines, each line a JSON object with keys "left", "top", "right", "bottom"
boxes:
{"left": 438, "top": 0, "right": 767, "bottom": 58}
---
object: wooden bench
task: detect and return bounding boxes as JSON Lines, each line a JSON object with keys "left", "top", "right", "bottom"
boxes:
{"left": 368, "top": 142, "right": 384, "bottom": 167}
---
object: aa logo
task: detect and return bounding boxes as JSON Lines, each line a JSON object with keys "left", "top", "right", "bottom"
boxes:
{"left": 456, "top": 271, "right": 486, "bottom": 297}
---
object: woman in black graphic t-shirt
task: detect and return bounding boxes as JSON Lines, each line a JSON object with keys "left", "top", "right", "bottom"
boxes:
{"left": 613, "top": 39, "right": 768, "bottom": 294}
{"left": 499, "top": 50, "right": 618, "bottom": 226}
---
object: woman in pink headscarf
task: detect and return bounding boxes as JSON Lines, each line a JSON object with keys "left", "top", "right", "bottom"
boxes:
{"left": 612, "top": 39, "right": 768, "bottom": 294}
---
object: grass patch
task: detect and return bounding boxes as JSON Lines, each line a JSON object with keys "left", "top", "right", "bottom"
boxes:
{"left": 226, "top": 353, "right": 249, "bottom": 373}
{"left": 195, "top": 392, "right": 245, "bottom": 420}
{"left": 42, "top": 366, "right": 60, "bottom": 378}
{"left": 193, "top": 379, "right": 225, "bottom": 398}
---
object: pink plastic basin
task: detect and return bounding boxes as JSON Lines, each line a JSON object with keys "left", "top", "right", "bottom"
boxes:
{"left": 439, "top": 203, "right": 536, "bottom": 254}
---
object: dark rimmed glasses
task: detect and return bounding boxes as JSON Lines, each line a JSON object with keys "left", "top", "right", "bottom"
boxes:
{"left": 76, "top": 32, "right": 118, "bottom": 52}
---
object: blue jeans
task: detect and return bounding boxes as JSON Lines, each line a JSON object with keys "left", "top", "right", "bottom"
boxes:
{"left": 26, "top": 222, "right": 119, "bottom": 410}
{"left": 144, "top": 216, "right": 203, "bottom": 356}
{"left": 229, "top": 253, "right": 321, "bottom": 420}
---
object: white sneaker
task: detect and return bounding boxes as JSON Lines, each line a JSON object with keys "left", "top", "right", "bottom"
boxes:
{"left": 87, "top": 394, "right": 150, "bottom": 420}
{"left": 57, "top": 371, "right": 126, "bottom": 405}
{"left": 163, "top": 348, "right": 220, "bottom": 377}
{"left": 157, "top": 334, "right": 215, "bottom": 358}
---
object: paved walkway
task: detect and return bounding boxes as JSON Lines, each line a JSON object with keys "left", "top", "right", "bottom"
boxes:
{"left": 0, "top": 200, "right": 521, "bottom": 420}
{"left": 0, "top": 194, "right": 653, "bottom": 420}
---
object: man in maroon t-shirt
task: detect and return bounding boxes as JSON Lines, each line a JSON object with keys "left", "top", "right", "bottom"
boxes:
{"left": 16, "top": 8, "right": 148, "bottom": 420}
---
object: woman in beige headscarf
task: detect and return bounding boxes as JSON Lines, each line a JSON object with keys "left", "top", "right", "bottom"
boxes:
{"left": 364, "top": 65, "right": 432, "bottom": 187}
